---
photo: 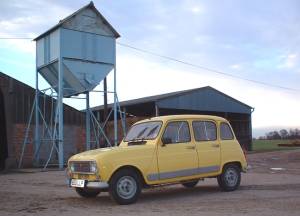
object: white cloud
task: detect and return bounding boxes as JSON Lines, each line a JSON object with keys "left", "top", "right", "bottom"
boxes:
{"left": 230, "top": 64, "right": 242, "bottom": 70}
{"left": 190, "top": 6, "right": 204, "bottom": 14}
{"left": 194, "top": 35, "right": 213, "bottom": 45}
{"left": 249, "top": 87, "right": 300, "bottom": 128}
{"left": 0, "top": 35, "right": 35, "bottom": 54}
{"left": 278, "top": 53, "right": 298, "bottom": 69}
{"left": 0, "top": 0, "right": 73, "bottom": 54}
{"left": 182, "top": 0, "right": 205, "bottom": 15}
{"left": 150, "top": 24, "right": 167, "bottom": 31}
{"left": 0, "top": 16, "right": 41, "bottom": 33}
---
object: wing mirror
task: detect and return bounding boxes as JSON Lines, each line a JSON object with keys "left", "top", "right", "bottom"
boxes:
{"left": 161, "top": 137, "right": 172, "bottom": 146}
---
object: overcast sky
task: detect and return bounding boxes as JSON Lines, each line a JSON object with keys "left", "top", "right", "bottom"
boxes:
{"left": 0, "top": 0, "right": 300, "bottom": 136}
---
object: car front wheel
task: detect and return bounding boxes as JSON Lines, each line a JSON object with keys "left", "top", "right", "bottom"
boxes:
{"left": 217, "top": 164, "right": 241, "bottom": 191}
{"left": 109, "top": 169, "right": 142, "bottom": 205}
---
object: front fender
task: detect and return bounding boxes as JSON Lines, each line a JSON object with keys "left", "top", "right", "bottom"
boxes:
{"left": 98, "top": 145, "right": 158, "bottom": 183}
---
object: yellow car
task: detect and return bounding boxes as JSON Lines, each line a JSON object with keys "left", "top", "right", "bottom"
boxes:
{"left": 67, "top": 115, "right": 247, "bottom": 205}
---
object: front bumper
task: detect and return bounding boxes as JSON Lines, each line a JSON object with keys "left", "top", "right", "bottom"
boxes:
{"left": 66, "top": 168, "right": 109, "bottom": 189}
{"left": 85, "top": 181, "right": 109, "bottom": 189}
{"left": 68, "top": 179, "right": 109, "bottom": 189}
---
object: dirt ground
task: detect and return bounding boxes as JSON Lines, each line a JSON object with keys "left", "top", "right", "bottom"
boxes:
{"left": 1, "top": 149, "right": 300, "bottom": 216}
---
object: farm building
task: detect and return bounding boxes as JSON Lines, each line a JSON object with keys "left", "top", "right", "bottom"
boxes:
{"left": 92, "top": 86, "right": 254, "bottom": 151}
{"left": 0, "top": 72, "right": 86, "bottom": 170}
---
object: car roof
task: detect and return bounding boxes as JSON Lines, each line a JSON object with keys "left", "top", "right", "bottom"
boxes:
{"left": 136, "top": 115, "right": 228, "bottom": 124}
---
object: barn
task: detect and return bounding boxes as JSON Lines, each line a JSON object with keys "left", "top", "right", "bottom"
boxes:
{"left": 92, "top": 86, "right": 254, "bottom": 151}
{"left": 0, "top": 72, "right": 86, "bottom": 170}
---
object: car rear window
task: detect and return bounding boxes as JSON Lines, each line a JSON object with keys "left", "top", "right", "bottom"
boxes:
{"left": 220, "top": 122, "right": 234, "bottom": 140}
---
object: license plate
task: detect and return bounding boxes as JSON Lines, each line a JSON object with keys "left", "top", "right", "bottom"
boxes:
{"left": 70, "top": 179, "right": 85, "bottom": 188}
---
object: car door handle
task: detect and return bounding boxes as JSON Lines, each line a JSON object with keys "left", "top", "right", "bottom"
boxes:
{"left": 186, "top": 146, "right": 196, "bottom": 150}
{"left": 211, "top": 144, "right": 220, "bottom": 148}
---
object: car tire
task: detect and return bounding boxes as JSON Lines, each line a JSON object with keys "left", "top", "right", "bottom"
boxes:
{"left": 182, "top": 180, "right": 199, "bottom": 188}
{"left": 217, "top": 164, "right": 241, "bottom": 191}
{"left": 109, "top": 169, "right": 142, "bottom": 205}
{"left": 75, "top": 187, "right": 101, "bottom": 198}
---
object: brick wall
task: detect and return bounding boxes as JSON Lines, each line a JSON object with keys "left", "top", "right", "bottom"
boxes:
{"left": 10, "top": 124, "right": 87, "bottom": 168}
{"left": 12, "top": 124, "right": 34, "bottom": 168}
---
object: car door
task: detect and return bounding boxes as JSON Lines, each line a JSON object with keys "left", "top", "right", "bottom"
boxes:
{"left": 192, "top": 120, "right": 221, "bottom": 175}
{"left": 157, "top": 121, "right": 199, "bottom": 181}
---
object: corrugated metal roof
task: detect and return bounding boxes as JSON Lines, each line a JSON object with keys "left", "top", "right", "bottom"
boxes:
{"left": 34, "top": 1, "right": 120, "bottom": 41}
{"left": 91, "top": 86, "right": 253, "bottom": 113}
{"left": 156, "top": 87, "right": 253, "bottom": 114}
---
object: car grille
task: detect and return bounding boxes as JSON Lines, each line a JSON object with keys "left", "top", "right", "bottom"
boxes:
{"left": 72, "top": 161, "right": 91, "bottom": 173}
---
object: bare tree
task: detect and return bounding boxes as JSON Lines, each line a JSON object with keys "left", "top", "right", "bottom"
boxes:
{"left": 279, "top": 129, "right": 288, "bottom": 139}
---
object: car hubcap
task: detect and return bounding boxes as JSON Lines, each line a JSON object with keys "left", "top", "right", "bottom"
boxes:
{"left": 225, "top": 168, "right": 238, "bottom": 187}
{"left": 116, "top": 176, "right": 137, "bottom": 199}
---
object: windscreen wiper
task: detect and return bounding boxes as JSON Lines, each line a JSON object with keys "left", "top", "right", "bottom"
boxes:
{"left": 128, "top": 138, "right": 147, "bottom": 146}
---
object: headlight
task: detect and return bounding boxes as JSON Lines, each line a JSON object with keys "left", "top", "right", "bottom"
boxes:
{"left": 70, "top": 163, "right": 75, "bottom": 172}
{"left": 68, "top": 161, "right": 98, "bottom": 173}
{"left": 90, "top": 161, "right": 97, "bottom": 173}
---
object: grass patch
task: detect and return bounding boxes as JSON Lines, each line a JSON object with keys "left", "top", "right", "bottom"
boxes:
{"left": 252, "top": 139, "right": 300, "bottom": 151}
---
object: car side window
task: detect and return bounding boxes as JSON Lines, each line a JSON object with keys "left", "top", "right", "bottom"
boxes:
{"left": 162, "top": 121, "right": 191, "bottom": 144}
{"left": 220, "top": 122, "right": 234, "bottom": 140}
{"left": 192, "top": 121, "right": 217, "bottom": 141}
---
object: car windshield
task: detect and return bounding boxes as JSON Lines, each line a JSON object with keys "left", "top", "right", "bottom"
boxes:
{"left": 124, "top": 121, "right": 162, "bottom": 141}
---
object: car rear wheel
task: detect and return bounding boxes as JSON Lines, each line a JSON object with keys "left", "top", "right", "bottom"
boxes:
{"left": 217, "top": 164, "right": 241, "bottom": 191}
{"left": 75, "top": 187, "right": 101, "bottom": 198}
{"left": 109, "top": 169, "right": 142, "bottom": 205}
{"left": 182, "top": 180, "right": 199, "bottom": 188}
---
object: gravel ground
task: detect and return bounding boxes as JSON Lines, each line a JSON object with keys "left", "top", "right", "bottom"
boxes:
{"left": 1, "top": 149, "right": 300, "bottom": 216}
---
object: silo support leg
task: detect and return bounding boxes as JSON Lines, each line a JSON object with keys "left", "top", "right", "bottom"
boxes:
{"left": 86, "top": 92, "right": 91, "bottom": 150}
